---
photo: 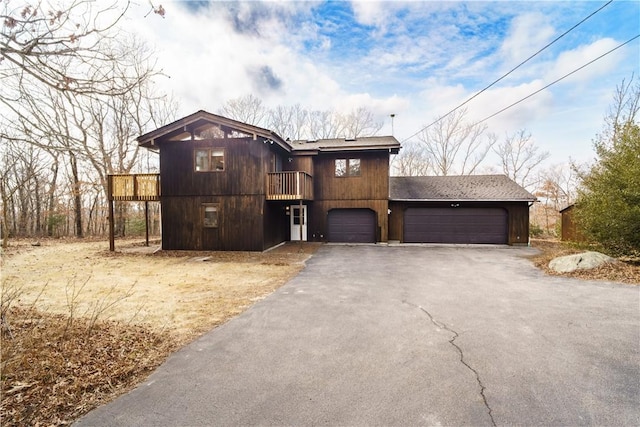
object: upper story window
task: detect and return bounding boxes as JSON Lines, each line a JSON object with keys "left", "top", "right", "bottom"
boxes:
{"left": 335, "top": 158, "right": 361, "bottom": 177}
{"left": 195, "top": 148, "right": 225, "bottom": 172}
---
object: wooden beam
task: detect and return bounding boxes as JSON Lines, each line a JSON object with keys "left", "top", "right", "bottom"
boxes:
{"left": 108, "top": 175, "right": 115, "bottom": 251}
{"left": 109, "top": 198, "right": 115, "bottom": 252}
{"left": 145, "top": 201, "right": 150, "bottom": 247}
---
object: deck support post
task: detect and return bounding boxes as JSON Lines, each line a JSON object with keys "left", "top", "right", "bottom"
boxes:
{"left": 108, "top": 175, "right": 115, "bottom": 251}
{"left": 108, "top": 198, "right": 115, "bottom": 251}
{"left": 145, "top": 201, "right": 149, "bottom": 247}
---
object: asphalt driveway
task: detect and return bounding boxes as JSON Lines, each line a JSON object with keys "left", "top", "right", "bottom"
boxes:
{"left": 77, "top": 245, "right": 639, "bottom": 426}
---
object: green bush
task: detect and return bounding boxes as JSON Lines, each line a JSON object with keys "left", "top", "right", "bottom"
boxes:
{"left": 575, "top": 122, "right": 640, "bottom": 256}
{"left": 530, "top": 223, "right": 544, "bottom": 237}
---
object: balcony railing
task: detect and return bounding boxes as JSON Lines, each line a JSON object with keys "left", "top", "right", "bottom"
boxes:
{"left": 266, "top": 171, "right": 313, "bottom": 201}
{"left": 108, "top": 173, "right": 160, "bottom": 201}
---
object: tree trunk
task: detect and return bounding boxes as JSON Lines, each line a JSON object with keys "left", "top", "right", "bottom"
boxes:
{"left": 47, "top": 158, "right": 59, "bottom": 237}
{"left": 69, "top": 151, "right": 83, "bottom": 238}
{"left": 35, "top": 178, "right": 42, "bottom": 236}
{"left": 1, "top": 179, "right": 10, "bottom": 248}
{"left": 17, "top": 184, "right": 28, "bottom": 237}
{"left": 115, "top": 202, "right": 127, "bottom": 237}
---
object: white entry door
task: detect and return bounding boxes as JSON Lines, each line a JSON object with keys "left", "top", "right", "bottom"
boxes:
{"left": 290, "top": 205, "right": 307, "bottom": 241}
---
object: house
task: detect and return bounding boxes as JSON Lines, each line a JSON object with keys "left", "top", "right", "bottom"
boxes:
{"left": 108, "top": 110, "right": 536, "bottom": 251}
{"left": 129, "top": 110, "right": 399, "bottom": 251}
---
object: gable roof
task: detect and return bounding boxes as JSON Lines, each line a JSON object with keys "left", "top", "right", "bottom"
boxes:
{"left": 137, "top": 111, "right": 401, "bottom": 155}
{"left": 137, "top": 110, "right": 289, "bottom": 151}
{"left": 290, "top": 136, "right": 400, "bottom": 153}
{"left": 390, "top": 175, "right": 536, "bottom": 202}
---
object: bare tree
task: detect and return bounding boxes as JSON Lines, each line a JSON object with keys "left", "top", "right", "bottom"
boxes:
{"left": 0, "top": 137, "right": 53, "bottom": 246}
{"left": 530, "top": 163, "right": 579, "bottom": 236}
{"left": 308, "top": 110, "right": 345, "bottom": 140}
{"left": 221, "top": 96, "right": 384, "bottom": 141}
{"left": 0, "top": 1, "right": 160, "bottom": 97}
{"left": 417, "top": 108, "right": 494, "bottom": 176}
{"left": 2, "top": 31, "right": 171, "bottom": 240}
{"left": 268, "top": 104, "right": 308, "bottom": 141}
{"left": 392, "top": 141, "right": 431, "bottom": 176}
{"left": 219, "top": 94, "right": 268, "bottom": 127}
{"left": 493, "top": 129, "right": 550, "bottom": 188}
{"left": 342, "top": 107, "right": 384, "bottom": 138}
{"left": 601, "top": 75, "right": 639, "bottom": 144}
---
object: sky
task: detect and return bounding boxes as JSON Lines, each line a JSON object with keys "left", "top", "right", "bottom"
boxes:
{"left": 126, "top": 0, "right": 640, "bottom": 168}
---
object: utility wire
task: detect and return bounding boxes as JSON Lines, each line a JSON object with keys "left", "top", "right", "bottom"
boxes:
{"left": 402, "top": 0, "right": 614, "bottom": 142}
{"left": 475, "top": 34, "right": 640, "bottom": 125}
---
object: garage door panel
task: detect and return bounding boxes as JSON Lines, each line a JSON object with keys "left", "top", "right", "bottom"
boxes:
{"left": 328, "top": 209, "right": 376, "bottom": 243}
{"left": 404, "top": 208, "right": 507, "bottom": 244}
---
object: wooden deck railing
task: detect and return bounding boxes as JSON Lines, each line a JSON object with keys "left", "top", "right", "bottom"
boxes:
{"left": 108, "top": 173, "right": 160, "bottom": 201}
{"left": 266, "top": 171, "right": 313, "bottom": 201}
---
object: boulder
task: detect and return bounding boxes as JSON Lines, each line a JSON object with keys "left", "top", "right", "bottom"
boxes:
{"left": 549, "top": 251, "right": 616, "bottom": 273}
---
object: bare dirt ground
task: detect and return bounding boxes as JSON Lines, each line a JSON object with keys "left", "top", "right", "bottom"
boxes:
{"left": 1, "top": 238, "right": 319, "bottom": 426}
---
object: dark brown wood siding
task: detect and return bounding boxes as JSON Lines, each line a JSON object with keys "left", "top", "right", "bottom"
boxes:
{"left": 161, "top": 195, "right": 271, "bottom": 251}
{"left": 159, "top": 138, "right": 274, "bottom": 197}
{"left": 288, "top": 155, "right": 314, "bottom": 176}
{"left": 263, "top": 201, "right": 289, "bottom": 249}
{"left": 158, "top": 138, "right": 289, "bottom": 251}
{"left": 314, "top": 151, "right": 389, "bottom": 201}
{"left": 389, "top": 201, "right": 530, "bottom": 245}
{"left": 304, "top": 151, "right": 390, "bottom": 242}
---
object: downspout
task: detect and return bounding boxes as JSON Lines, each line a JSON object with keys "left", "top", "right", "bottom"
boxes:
{"left": 528, "top": 200, "right": 535, "bottom": 246}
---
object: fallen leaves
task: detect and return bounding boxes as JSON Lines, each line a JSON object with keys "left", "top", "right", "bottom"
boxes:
{"left": 529, "top": 239, "right": 640, "bottom": 285}
{"left": 1, "top": 307, "right": 178, "bottom": 426}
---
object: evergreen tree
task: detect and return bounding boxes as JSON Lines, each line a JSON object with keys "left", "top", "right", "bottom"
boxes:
{"left": 576, "top": 79, "right": 640, "bottom": 256}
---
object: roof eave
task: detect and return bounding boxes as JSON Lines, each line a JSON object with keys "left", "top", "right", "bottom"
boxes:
{"left": 389, "top": 198, "right": 537, "bottom": 202}
{"left": 316, "top": 144, "right": 400, "bottom": 152}
{"left": 137, "top": 110, "right": 290, "bottom": 151}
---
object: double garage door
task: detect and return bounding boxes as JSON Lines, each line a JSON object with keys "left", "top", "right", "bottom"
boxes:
{"left": 327, "top": 209, "right": 376, "bottom": 243}
{"left": 404, "top": 207, "right": 508, "bottom": 244}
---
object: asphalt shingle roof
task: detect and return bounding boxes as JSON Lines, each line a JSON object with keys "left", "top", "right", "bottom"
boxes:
{"left": 390, "top": 175, "right": 536, "bottom": 201}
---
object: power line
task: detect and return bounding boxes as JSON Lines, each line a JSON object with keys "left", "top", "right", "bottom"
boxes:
{"left": 476, "top": 34, "right": 640, "bottom": 125}
{"left": 402, "top": 0, "right": 614, "bottom": 143}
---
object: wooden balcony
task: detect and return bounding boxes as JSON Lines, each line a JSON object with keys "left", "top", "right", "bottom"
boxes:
{"left": 108, "top": 173, "right": 160, "bottom": 201}
{"left": 266, "top": 171, "right": 313, "bottom": 201}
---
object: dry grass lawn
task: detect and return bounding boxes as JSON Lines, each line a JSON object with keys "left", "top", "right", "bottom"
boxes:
{"left": 1, "top": 238, "right": 319, "bottom": 426}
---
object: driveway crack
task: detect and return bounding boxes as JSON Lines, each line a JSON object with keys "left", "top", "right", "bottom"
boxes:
{"left": 404, "top": 300, "right": 496, "bottom": 426}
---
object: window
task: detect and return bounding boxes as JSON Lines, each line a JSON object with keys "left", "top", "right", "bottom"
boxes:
{"left": 335, "top": 158, "right": 361, "bottom": 177}
{"left": 203, "top": 204, "right": 219, "bottom": 228}
{"left": 195, "top": 148, "right": 225, "bottom": 172}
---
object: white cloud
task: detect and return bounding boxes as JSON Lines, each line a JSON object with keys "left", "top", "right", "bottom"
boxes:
{"left": 546, "top": 38, "right": 625, "bottom": 83}
{"left": 119, "top": 0, "right": 638, "bottom": 167}
{"left": 350, "top": 1, "right": 386, "bottom": 26}
{"left": 499, "top": 12, "right": 555, "bottom": 65}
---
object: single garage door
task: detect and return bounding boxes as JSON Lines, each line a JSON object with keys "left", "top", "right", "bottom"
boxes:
{"left": 327, "top": 209, "right": 376, "bottom": 243}
{"left": 404, "top": 207, "right": 508, "bottom": 244}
